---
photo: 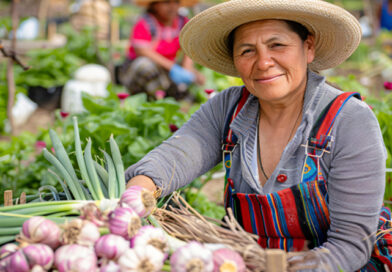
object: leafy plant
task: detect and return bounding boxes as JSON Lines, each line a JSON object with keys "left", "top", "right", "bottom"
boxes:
{"left": 59, "top": 24, "right": 109, "bottom": 64}
{"left": 184, "top": 190, "right": 225, "bottom": 220}
{"left": 327, "top": 74, "right": 369, "bottom": 96}
{"left": 367, "top": 92, "right": 392, "bottom": 170}
{"left": 15, "top": 48, "right": 83, "bottom": 89}
{"left": 0, "top": 90, "right": 191, "bottom": 203}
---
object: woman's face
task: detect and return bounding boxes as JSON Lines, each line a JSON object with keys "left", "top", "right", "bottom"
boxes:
{"left": 233, "top": 20, "right": 315, "bottom": 103}
{"left": 151, "top": 0, "right": 180, "bottom": 24}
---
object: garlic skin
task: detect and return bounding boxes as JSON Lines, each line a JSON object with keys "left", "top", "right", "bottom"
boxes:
{"left": 95, "top": 234, "right": 129, "bottom": 260}
{"left": 9, "top": 244, "right": 54, "bottom": 272}
{"left": 99, "top": 199, "right": 120, "bottom": 214}
{"left": 118, "top": 245, "right": 165, "bottom": 272}
{"left": 79, "top": 202, "right": 107, "bottom": 227}
{"left": 0, "top": 243, "right": 18, "bottom": 271}
{"left": 212, "top": 248, "right": 246, "bottom": 272}
{"left": 99, "top": 261, "right": 121, "bottom": 272}
{"left": 108, "top": 206, "right": 141, "bottom": 240}
{"left": 61, "top": 219, "right": 100, "bottom": 247}
{"left": 0, "top": 257, "right": 11, "bottom": 272}
{"left": 19, "top": 216, "right": 61, "bottom": 249}
{"left": 170, "top": 241, "right": 214, "bottom": 272}
{"left": 0, "top": 243, "right": 18, "bottom": 257}
{"left": 119, "top": 186, "right": 156, "bottom": 218}
{"left": 131, "top": 226, "right": 169, "bottom": 256}
{"left": 54, "top": 244, "right": 97, "bottom": 272}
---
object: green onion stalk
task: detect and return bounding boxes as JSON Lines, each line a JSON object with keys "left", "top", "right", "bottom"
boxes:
{"left": 0, "top": 199, "right": 117, "bottom": 246}
{"left": 0, "top": 116, "right": 128, "bottom": 245}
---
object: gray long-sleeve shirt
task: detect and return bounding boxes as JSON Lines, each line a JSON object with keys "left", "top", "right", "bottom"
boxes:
{"left": 125, "top": 71, "right": 387, "bottom": 270}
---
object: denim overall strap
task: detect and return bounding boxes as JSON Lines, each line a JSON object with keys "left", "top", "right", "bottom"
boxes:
{"left": 222, "top": 91, "right": 361, "bottom": 251}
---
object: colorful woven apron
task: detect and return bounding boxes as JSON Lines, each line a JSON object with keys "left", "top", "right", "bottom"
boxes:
{"left": 222, "top": 88, "right": 392, "bottom": 270}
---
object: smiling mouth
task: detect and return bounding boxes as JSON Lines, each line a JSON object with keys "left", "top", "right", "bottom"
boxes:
{"left": 255, "top": 75, "right": 282, "bottom": 82}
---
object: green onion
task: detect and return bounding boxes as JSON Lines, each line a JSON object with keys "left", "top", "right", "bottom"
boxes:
{"left": 84, "top": 139, "right": 104, "bottom": 200}
{"left": 94, "top": 161, "right": 109, "bottom": 188}
{"left": 73, "top": 116, "right": 96, "bottom": 200}
{"left": 43, "top": 148, "right": 85, "bottom": 200}
{"left": 0, "top": 236, "right": 15, "bottom": 245}
{"left": 102, "top": 149, "right": 117, "bottom": 199}
{"left": 0, "top": 227, "right": 20, "bottom": 235}
{"left": 110, "top": 134, "right": 126, "bottom": 197}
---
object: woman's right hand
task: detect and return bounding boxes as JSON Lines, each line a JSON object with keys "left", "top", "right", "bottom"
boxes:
{"left": 126, "top": 175, "right": 157, "bottom": 192}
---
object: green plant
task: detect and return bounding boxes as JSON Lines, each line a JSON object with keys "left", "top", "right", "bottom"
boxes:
{"left": 15, "top": 48, "right": 83, "bottom": 89}
{"left": 327, "top": 74, "right": 369, "bottom": 96}
{"left": 184, "top": 190, "right": 225, "bottom": 220}
{"left": 0, "top": 89, "right": 192, "bottom": 203}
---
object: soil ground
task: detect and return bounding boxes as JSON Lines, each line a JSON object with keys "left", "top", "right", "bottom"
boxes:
{"left": 13, "top": 107, "right": 55, "bottom": 135}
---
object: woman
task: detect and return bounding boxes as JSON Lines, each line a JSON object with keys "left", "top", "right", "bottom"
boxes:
{"left": 119, "top": 0, "right": 205, "bottom": 100}
{"left": 125, "top": 0, "right": 389, "bottom": 270}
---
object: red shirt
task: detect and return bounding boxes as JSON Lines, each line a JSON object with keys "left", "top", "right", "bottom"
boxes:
{"left": 127, "top": 14, "right": 188, "bottom": 61}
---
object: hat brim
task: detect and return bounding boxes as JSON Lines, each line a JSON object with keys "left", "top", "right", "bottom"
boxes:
{"left": 180, "top": 0, "right": 362, "bottom": 77}
{"left": 134, "top": 0, "right": 198, "bottom": 7}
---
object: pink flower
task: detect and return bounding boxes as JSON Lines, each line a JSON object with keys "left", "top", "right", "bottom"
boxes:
{"left": 155, "top": 90, "right": 166, "bottom": 100}
{"left": 51, "top": 147, "right": 55, "bottom": 154}
{"left": 204, "top": 89, "right": 214, "bottom": 95}
{"left": 169, "top": 124, "right": 178, "bottom": 133}
{"left": 35, "top": 141, "right": 46, "bottom": 152}
{"left": 60, "top": 112, "right": 69, "bottom": 118}
{"left": 383, "top": 81, "right": 392, "bottom": 90}
{"left": 117, "top": 93, "right": 130, "bottom": 100}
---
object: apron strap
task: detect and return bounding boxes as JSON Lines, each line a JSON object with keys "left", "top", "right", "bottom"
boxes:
{"left": 302, "top": 92, "right": 361, "bottom": 182}
{"left": 222, "top": 87, "right": 250, "bottom": 179}
{"left": 307, "top": 91, "right": 361, "bottom": 153}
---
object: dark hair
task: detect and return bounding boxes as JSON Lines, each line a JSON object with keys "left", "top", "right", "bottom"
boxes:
{"left": 284, "top": 20, "right": 309, "bottom": 41}
{"left": 227, "top": 20, "right": 310, "bottom": 56}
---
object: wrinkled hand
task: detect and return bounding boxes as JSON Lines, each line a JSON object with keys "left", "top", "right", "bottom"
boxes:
{"left": 169, "top": 64, "right": 195, "bottom": 85}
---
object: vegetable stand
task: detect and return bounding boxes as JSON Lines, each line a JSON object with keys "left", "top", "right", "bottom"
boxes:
{"left": 1, "top": 189, "right": 318, "bottom": 272}
{"left": 0, "top": 118, "right": 321, "bottom": 271}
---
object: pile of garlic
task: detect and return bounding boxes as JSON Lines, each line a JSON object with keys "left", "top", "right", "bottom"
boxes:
{"left": 0, "top": 186, "right": 246, "bottom": 272}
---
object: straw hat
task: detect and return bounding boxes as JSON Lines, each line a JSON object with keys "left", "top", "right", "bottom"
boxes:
{"left": 180, "top": 0, "right": 362, "bottom": 77}
{"left": 134, "top": 0, "right": 199, "bottom": 7}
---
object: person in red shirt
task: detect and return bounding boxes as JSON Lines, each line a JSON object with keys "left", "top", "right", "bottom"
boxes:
{"left": 119, "top": 0, "right": 205, "bottom": 100}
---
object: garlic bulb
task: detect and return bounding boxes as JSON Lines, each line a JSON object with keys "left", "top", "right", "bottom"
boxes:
{"left": 119, "top": 186, "right": 156, "bottom": 218}
{"left": 0, "top": 243, "right": 18, "bottom": 271}
{"left": 19, "top": 216, "right": 61, "bottom": 249}
{"left": 170, "top": 241, "right": 214, "bottom": 272}
{"left": 54, "top": 244, "right": 97, "bottom": 272}
{"left": 61, "top": 219, "right": 100, "bottom": 247}
{"left": 79, "top": 202, "right": 107, "bottom": 227}
{"left": 131, "top": 226, "right": 169, "bottom": 256}
{"left": 212, "top": 248, "right": 246, "bottom": 272}
{"left": 0, "top": 243, "right": 18, "bottom": 256}
{"left": 108, "top": 206, "right": 141, "bottom": 240}
{"left": 118, "top": 245, "right": 165, "bottom": 272}
{"left": 8, "top": 244, "right": 54, "bottom": 272}
{"left": 99, "top": 261, "right": 121, "bottom": 272}
{"left": 95, "top": 234, "right": 129, "bottom": 260}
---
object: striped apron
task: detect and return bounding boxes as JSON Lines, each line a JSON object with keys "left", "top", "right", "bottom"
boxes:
{"left": 222, "top": 88, "right": 392, "bottom": 270}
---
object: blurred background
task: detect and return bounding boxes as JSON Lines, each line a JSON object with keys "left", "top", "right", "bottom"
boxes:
{"left": 0, "top": 0, "right": 391, "bottom": 217}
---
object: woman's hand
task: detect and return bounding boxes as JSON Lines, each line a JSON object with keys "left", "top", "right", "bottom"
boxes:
{"left": 126, "top": 175, "right": 157, "bottom": 192}
{"left": 169, "top": 64, "right": 195, "bottom": 85}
